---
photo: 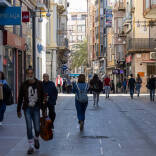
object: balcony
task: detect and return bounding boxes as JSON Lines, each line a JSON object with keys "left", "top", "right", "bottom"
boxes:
{"left": 118, "top": 2, "right": 125, "bottom": 11}
{"left": 0, "top": 0, "right": 11, "bottom": 6}
{"left": 127, "top": 38, "right": 156, "bottom": 53}
{"left": 144, "top": 0, "right": 156, "bottom": 18}
{"left": 37, "top": 0, "right": 49, "bottom": 10}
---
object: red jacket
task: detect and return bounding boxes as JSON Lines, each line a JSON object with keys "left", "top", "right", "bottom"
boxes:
{"left": 104, "top": 78, "right": 110, "bottom": 86}
{"left": 56, "top": 77, "right": 63, "bottom": 86}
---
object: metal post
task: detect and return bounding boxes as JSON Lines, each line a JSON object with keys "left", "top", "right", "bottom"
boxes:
{"left": 32, "top": 11, "right": 36, "bottom": 76}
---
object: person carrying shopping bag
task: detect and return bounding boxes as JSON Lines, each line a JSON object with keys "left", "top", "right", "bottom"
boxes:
{"left": 73, "top": 74, "right": 89, "bottom": 131}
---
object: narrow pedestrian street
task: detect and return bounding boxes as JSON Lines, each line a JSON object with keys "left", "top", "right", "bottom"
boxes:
{"left": 1, "top": 95, "right": 156, "bottom": 156}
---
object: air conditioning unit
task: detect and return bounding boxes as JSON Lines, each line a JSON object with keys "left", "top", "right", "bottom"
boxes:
{"left": 150, "top": 52, "right": 156, "bottom": 60}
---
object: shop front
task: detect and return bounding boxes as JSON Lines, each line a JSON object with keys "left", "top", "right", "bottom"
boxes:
{"left": 3, "top": 30, "right": 25, "bottom": 102}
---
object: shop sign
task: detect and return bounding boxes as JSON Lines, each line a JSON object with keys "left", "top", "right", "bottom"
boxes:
{"left": 3, "top": 30, "right": 25, "bottom": 51}
{"left": 22, "top": 11, "right": 30, "bottom": 23}
{"left": 126, "top": 55, "right": 132, "bottom": 63}
{"left": 138, "top": 72, "right": 145, "bottom": 77}
{"left": 69, "top": 74, "right": 80, "bottom": 77}
{"left": 112, "top": 69, "right": 120, "bottom": 74}
{"left": 0, "top": 7, "right": 21, "bottom": 25}
{"left": 37, "top": 44, "right": 43, "bottom": 53}
{"left": 106, "top": 7, "right": 112, "bottom": 27}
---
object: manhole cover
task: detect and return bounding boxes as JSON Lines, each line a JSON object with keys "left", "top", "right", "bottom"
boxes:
{"left": 81, "top": 136, "right": 110, "bottom": 139}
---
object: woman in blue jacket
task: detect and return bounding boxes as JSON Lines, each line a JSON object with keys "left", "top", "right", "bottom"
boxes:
{"left": 73, "top": 74, "right": 89, "bottom": 131}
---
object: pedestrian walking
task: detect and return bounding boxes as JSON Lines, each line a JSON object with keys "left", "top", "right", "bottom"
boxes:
{"left": 122, "top": 78, "right": 127, "bottom": 94}
{"left": 110, "top": 80, "right": 115, "bottom": 94}
{"left": 90, "top": 74, "right": 103, "bottom": 107}
{"left": 56, "top": 75, "right": 63, "bottom": 93}
{"left": 136, "top": 74, "right": 142, "bottom": 97}
{"left": 43, "top": 73, "right": 58, "bottom": 129}
{"left": 66, "top": 78, "right": 72, "bottom": 94}
{"left": 73, "top": 74, "right": 88, "bottom": 131}
{"left": 147, "top": 75, "right": 156, "bottom": 102}
{"left": 0, "top": 71, "right": 12, "bottom": 126}
{"left": 62, "top": 79, "right": 67, "bottom": 93}
{"left": 17, "top": 68, "right": 45, "bottom": 154}
{"left": 104, "top": 75, "right": 111, "bottom": 98}
{"left": 128, "top": 74, "right": 136, "bottom": 99}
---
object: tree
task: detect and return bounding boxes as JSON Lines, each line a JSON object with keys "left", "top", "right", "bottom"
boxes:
{"left": 71, "top": 40, "right": 88, "bottom": 70}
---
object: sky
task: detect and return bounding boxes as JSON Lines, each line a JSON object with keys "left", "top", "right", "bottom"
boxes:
{"left": 68, "top": 0, "right": 115, "bottom": 12}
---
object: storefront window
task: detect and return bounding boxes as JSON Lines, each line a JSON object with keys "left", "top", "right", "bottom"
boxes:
{"left": 147, "top": 64, "right": 156, "bottom": 76}
{"left": 3, "top": 48, "right": 15, "bottom": 91}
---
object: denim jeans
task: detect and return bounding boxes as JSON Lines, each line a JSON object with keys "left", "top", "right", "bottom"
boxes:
{"left": 150, "top": 89, "right": 155, "bottom": 101}
{"left": 130, "top": 88, "right": 134, "bottom": 98}
{"left": 0, "top": 101, "right": 6, "bottom": 122}
{"left": 93, "top": 92, "right": 99, "bottom": 105}
{"left": 136, "top": 84, "right": 141, "bottom": 95}
{"left": 75, "top": 102, "right": 88, "bottom": 122}
{"left": 104, "top": 86, "right": 110, "bottom": 97}
{"left": 24, "top": 107, "right": 40, "bottom": 140}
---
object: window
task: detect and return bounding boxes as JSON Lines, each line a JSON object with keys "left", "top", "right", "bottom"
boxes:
{"left": 78, "top": 26, "right": 82, "bottom": 32}
{"left": 82, "top": 26, "right": 85, "bottom": 32}
{"left": 81, "top": 14, "right": 86, "bottom": 20}
{"left": 71, "top": 15, "right": 77, "bottom": 20}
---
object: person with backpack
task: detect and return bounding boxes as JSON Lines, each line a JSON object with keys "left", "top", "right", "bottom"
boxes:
{"left": 73, "top": 74, "right": 89, "bottom": 131}
{"left": 128, "top": 74, "right": 136, "bottom": 99}
{"left": 90, "top": 74, "right": 103, "bottom": 107}
{"left": 0, "top": 71, "right": 12, "bottom": 126}
{"left": 136, "top": 74, "right": 142, "bottom": 97}
{"left": 104, "top": 75, "right": 111, "bottom": 98}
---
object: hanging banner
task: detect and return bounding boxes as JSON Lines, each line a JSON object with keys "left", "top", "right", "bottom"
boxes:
{"left": 0, "top": 7, "right": 21, "bottom": 25}
{"left": 106, "top": 7, "right": 112, "bottom": 27}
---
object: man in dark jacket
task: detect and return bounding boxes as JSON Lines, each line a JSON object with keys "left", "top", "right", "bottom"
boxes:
{"left": 43, "top": 73, "right": 58, "bottom": 129}
{"left": 148, "top": 75, "right": 156, "bottom": 101}
{"left": 17, "top": 68, "right": 45, "bottom": 155}
{"left": 128, "top": 74, "right": 136, "bottom": 99}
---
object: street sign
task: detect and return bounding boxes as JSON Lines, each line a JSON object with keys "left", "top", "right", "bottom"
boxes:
{"left": 69, "top": 74, "right": 80, "bottom": 77}
{"left": 22, "top": 11, "right": 30, "bottom": 23}
{"left": 62, "top": 65, "right": 68, "bottom": 70}
{"left": 0, "top": 7, "right": 21, "bottom": 25}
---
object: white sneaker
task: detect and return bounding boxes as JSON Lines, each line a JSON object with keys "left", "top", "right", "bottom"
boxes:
{"left": 0, "top": 122, "right": 2, "bottom": 126}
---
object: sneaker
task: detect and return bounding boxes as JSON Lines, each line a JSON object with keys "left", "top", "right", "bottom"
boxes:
{"left": 80, "top": 121, "right": 84, "bottom": 131}
{"left": 27, "top": 147, "right": 34, "bottom": 155}
{"left": 34, "top": 139, "right": 40, "bottom": 149}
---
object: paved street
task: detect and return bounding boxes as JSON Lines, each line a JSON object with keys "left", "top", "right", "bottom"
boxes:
{"left": 1, "top": 94, "right": 156, "bottom": 156}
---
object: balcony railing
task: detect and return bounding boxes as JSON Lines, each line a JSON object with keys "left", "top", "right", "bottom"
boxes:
{"left": 127, "top": 38, "right": 156, "bottom": 52}
{"left": 144, "top": 0, "right": 156, "bottom": 18}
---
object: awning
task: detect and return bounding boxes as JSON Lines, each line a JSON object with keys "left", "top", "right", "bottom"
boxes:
{"left": 142, "top": 60, "right": 156, "bottom": 63}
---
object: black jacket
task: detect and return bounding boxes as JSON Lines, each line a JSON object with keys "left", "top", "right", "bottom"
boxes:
{"left": 17, "top": 79, "right": 44, "bottom": 112}
{"left": 148, "top": 77, "right": 156, "bottom": 90}
{"left": 128, "top": 78, "right": 136, "bottom": 89}
{"left": 43, "top": 81, "right": 58, "bottom": 106}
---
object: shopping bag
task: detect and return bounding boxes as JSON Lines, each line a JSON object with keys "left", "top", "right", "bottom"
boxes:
{"left": 40, "top": 116, "right": 53, "bottom": 141}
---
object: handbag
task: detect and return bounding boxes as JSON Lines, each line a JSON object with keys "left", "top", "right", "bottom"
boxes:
{"left": 40, "top": 116, "right": 53, "bottom": 141}
{"left": 40, "top": 93, "right": 53, "bottom": 141}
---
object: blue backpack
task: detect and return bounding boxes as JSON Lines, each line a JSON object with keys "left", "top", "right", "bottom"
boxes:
{"left": 76, "top": 83, "right": 88, "bottom": 104}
